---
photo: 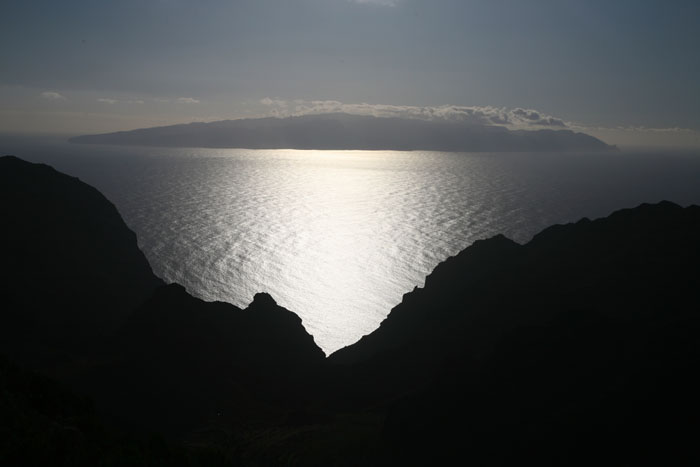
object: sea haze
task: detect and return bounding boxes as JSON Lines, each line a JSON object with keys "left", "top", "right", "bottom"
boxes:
{"left": 5, "top": 136, "right": 700, "bottom": 354}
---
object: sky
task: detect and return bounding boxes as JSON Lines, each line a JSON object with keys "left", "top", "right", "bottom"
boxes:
{"left": 1, "top": 0, "right": 699, "bottom": 148}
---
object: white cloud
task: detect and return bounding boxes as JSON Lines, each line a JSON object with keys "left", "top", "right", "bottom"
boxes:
{"left": 97, "top": 98, "right": 118, "bottom": 104}
{"left": 176, "top": 97, "right": 200, "bottom": 104}
{"left": 260, "top": 98, "right": 569, "bottom": 129}
{"left": 40, "top": 91, "right": 66, "bottom": 101}
{"left": 260, "top": 97, "right": 287, "bottom": 107}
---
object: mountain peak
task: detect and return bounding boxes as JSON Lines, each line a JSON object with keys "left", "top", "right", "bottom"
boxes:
{"left": 250, "top": 292, "right": 278, "bottom": 308}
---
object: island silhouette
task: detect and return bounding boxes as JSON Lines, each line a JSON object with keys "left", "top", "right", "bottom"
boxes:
{"left": 1, "top": 155, "right": 697, "bottom": 466}
{"left": 68, "top": 113, "right": 615, "bottom": 152}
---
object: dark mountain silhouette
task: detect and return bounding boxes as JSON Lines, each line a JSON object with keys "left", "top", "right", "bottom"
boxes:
{"left": 2, "top": 155, "right": 699, "bottom": 466}
{"left": 0, "top": 355, "right": 232, "bottom": 467}
{"left": 0, "top": 156, "right": 325, "bottom": 446}
{"left": 0, "top": 155, "right": 163, "bottom": 371}
{"left": 79, "top": 284, "right": 325, "bottom": 435}
{"left": 329, "top": 201, "right": 700, "bottom": 465}
{"left": 69, "top": 113, "right": 615, "bottom": 152}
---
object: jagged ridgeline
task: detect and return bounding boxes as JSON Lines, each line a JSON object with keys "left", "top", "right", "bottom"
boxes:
{"left": 69, "top": 113, "right": 616, "bottom": 152}
{"left": 1, "top": 155, "right": 698, "bottom": 466}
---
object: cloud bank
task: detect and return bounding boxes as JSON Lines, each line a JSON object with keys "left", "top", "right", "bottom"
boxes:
{"left": 260, "top": 98, "right": 568, "bottom": 130}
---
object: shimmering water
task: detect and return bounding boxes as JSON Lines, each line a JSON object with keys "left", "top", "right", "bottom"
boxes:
{"left": 5, "top": 136, "right": 700, "bottom": 354}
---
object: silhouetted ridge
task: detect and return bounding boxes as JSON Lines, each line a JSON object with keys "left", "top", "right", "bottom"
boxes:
{"left": 250, "top": 292, "right": 278, "bottom": 308}
{"left": 0, "top": 155, "right": 163, "bottom": 369}
{"left": 327, "top": 199, "right": 700, "bottom": 465}
{"left": 69, "top": 113, "right": 615, "bottom": 152}
{"left": 80, "top": 283, "right": 324, "bottom": 434}
{"left": 0, "top": 155, "right": 324, "bottom": 439}
{"left": 120, "top": 284, "right": 323, "bottom": 369}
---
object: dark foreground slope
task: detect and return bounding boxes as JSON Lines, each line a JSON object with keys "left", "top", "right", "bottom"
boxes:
{"left": 0, "top": 355, "right": 233, "bottom": 467}
{"left": 0, "top": 155, "right": 163, "bottom": 368}
{"left": 0, "top": 156, "right": 325, "bottom": 465}
{"left": 79, "top": 285, "right": 325, "bottom": 436}
{"left": 329, "top": 200, "right": 700, "bottom": 465}
{"left": 1, "top": 155, "right": 699, "bottom": 466}
{"left": 69, "top": 113, "right": 615, "bottom": 152}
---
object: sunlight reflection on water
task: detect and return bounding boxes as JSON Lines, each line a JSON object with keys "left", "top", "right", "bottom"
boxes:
{"left": 9, "top": 139, "right": 700, "bottom": 354}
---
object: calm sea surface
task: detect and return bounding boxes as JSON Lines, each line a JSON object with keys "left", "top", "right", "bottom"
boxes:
{"left": 4, "top": 135, "right": 700, "bottom": 354}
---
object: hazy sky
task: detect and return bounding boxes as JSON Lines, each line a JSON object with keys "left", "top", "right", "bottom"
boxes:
{"left": 1, "top": 0, "right": 699, "bottom": 147}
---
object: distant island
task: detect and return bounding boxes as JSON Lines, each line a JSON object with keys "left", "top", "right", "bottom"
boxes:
{"left": 2, "top": 155, "right": 696, "bottom": 466}
{"left": 69, "top": 113, "right": 616, "bottom": 152}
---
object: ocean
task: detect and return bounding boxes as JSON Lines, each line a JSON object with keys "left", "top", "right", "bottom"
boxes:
{"left": 4, "top": 135, "right": 700, "bottom": 354}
